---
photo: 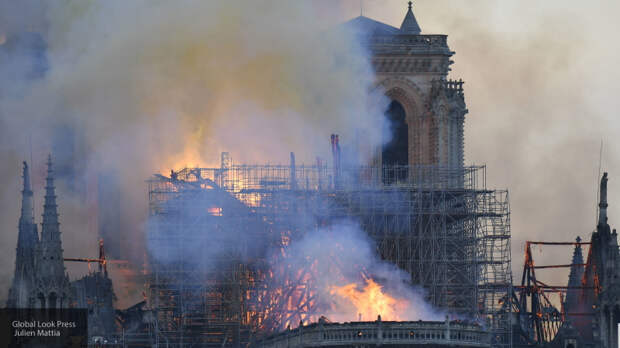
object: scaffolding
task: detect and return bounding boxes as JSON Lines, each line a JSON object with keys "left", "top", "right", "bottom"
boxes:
{"left": 146, "top": 155, "right": 511, "bottom": 347}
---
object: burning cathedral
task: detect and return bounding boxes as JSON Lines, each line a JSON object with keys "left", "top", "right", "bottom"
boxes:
{"left": 5, "top": 2, "right": 619, "bottom": 348}
{"left": 145, "top": 3, "right": 511, "bottom": 347}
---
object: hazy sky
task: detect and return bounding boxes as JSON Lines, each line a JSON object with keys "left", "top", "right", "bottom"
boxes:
{"left": 1, "top": 0, "right": 619, "bottom": 302}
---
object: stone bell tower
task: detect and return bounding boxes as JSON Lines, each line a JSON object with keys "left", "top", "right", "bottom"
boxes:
{"left": 347, "top": 1, "right": 467, "bottom": 171}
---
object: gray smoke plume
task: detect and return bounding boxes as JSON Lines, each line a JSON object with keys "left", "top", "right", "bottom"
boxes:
{"left": 146, "top": 192, "right": 445, "bottom": 328}
{"left": 6, "top": 0, "right": 611, "bottom": 316}
{"left": 0, "top": 1, "right": 389, "bottom": 307}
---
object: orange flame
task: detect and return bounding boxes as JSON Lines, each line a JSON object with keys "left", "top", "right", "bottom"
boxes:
{"left": 330, "top": 277, "right": 409, "bottom": 321}
{"left": 159, "top": 149, "right": 208, "bottom": 175}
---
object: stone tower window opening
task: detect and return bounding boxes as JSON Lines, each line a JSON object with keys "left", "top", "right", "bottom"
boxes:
{"left": 382, "top": 99, "right": 408, "bottom": 183}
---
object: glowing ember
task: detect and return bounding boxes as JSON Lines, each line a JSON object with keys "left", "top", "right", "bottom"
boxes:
{"left": 330, "top": 276, "right": 409, "bottom": 321}
{"left": 207, "top": 207, "right": 222, "bottom": 216}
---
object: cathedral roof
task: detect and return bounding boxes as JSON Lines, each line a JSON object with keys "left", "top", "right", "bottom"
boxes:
{"left": 343, "top": 16, "right": 401, "bottom": 37}
{"left": 341, "top": 1, "right": 422, "bottom": 37}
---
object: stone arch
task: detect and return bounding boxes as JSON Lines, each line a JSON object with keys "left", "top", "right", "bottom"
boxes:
{"left": 385, "top": 86, "right": 417, "bottom": 121}
{"left": 374, "top": 77, "right": 427, "bottom": 167}
{"left": 374, "top": 77, "right": 423, "bottom": 124}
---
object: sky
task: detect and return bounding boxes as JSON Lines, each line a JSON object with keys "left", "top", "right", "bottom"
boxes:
{"left": 1, "top": 0, "right": 619, "bottom": 304}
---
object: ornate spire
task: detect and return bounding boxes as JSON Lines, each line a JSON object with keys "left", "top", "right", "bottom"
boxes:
{"left": 19, "top": 161, "right": 36, "bottom": 239}
{"left": 598, "top": 172, "right": 608, "bottom": 227}
{"left": 564, "top": 236, "right": 585, "bottom": 321}
{"left": 17, "top": 161, "right": 38, "bottom": 254}
{"left": 21, "top": 162, "right": 33, "bottom": 218}
{"left": 400, "top": 1, "right": 421, "bottom": 35}
{"left": 7, "top": 161, "right": 39, "bottom": 308}
{"left": 568, "top": 237, "right": 584, "bottom": 286}
{"left": 36, "top": 154, "right": 72, "bottom": 308}
{"left": 41, "top": 154, "right": 61, "bottom": 242}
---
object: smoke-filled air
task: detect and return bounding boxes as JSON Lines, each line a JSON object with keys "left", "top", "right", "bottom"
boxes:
{"left": 0, "top": 0, "right": 399, "bottom": 311}
{"left": 4, "top": 1, "right": 620, "bottom": 346}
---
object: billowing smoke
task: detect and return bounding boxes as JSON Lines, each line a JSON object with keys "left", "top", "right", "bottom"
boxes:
{"left": 146, "top": 190, "right": 444, "bottom": 328}
{"left": 0, "top": 1, "right": 389, "bottom": 306}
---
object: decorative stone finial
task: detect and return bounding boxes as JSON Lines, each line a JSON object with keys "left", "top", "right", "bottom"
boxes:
{"left": 400, "top": 0, "right": 421, "bottom": 34}
{"left": 22, "top": 161, "right": 31, "bottom": 192}
{"left": 598, "top": 172, "right": 608, "bottom": 226}
{"left": 46, "top": 153, "right": 53, "bottom": 174}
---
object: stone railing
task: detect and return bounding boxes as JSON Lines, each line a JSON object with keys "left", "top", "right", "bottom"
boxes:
{"left": 368, "top": 34, "right": 452, "bottom": 56}
{"left": 432, "top": 78, "right": 465, "bottom": 98}
{"left": 258, "top": 317, "right": 491, "bottom": 348}
{"left": 371, "top": 34, "right": 447, "bottom": 46}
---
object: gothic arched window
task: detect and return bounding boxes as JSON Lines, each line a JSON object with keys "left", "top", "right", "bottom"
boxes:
{"left": 383, "top": 100, "right": 408, "bottom": 183}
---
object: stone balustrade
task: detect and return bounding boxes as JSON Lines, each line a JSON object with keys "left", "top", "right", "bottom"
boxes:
{"left": 258, "top": 317, "right": 491, "bottom": 348}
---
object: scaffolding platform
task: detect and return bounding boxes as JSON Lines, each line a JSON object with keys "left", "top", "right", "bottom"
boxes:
{"left": 146, "top": 157, "right": 511, "bottom": 347}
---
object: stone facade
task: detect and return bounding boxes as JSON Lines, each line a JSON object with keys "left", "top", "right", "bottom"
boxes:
{"left": 346, "top": 3, "right": 467, "bottom": 170}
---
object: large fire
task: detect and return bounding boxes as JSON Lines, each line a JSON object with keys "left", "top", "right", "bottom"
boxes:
{"left": 330, "top": 276, "right": 409, "bottom": 322}
{"left": 251, "top": 224, "right": 438, "bottom": 332}
{"left": 159, "top": 149, "right": 209, "bottom": 175}
{"left": 258, "top": 268, "right": 412, "bottom": 330}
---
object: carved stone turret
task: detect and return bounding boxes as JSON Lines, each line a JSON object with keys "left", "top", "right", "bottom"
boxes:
{"left": 564, "top": 237, "right": 584, "bottom": 325}
{"left": 400, "top": 1, "right": 421, "bottom": 35}
{"left": 33, "top": 155, "right": 73, "bottom": 308}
